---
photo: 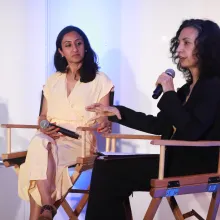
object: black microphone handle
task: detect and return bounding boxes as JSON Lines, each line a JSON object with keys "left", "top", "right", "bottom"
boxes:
{"left": 152, "top": 84, "right": 163, "bottom": 99}
{"left": 50, "top": 123, "right": 80, "bottom": 139}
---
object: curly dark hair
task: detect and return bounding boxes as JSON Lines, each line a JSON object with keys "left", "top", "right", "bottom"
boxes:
{"left": 170, "top": 19, "right": 220, "bottom": 83}
{"left": 54, "top": 26, "right": 99, "bottom": 83}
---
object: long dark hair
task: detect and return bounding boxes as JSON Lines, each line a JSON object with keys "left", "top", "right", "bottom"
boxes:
{"left": 54, "top": 26, "right": 99, "bottom": 83}
{"left": 170, "top": 19, "right": 220, "bottom": 83}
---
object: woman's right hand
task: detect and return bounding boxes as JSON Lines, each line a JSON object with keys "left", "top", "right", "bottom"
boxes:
{"left": 86, "top": 103, "right": 122, "bottom": 124}
{"left": 38, "top": 116, "right": 61, "bottom": 140}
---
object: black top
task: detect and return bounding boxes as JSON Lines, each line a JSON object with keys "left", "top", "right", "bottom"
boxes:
{"left": 109, "top": 77, "right": 220, "bottom": 177}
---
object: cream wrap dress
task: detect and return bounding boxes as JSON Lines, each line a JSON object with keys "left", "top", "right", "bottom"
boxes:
{"left": 18, "top": 71, "right": 113, "bottom": 206}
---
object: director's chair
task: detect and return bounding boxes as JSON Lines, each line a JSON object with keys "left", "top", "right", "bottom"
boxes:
{"left": 1, "top": 90, "right": 114, "bottom": 220}
{"left": 103, "top": 134, "right": 220, "bottom": 220}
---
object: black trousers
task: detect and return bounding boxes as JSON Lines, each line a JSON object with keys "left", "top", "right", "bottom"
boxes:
{"left": 85, "top": 154, "right": 159, "bottom": 220}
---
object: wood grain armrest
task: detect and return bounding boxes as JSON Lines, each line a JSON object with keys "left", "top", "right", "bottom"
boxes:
{"left": 77, "top": 126, "right": 97, "bottom": 131}
{"left": 1, "top": 124, "right": 39, "bottom": 129}
{"left": 151, "top": 139, "right": 220, "bottom": 147}
{"left": 2, "top": 151, "right": 27, "bottom": 160}
{"left": 151, "top": 172, "right": 220, "bottom": 187}
{"left": 102, "top": 133, "right": 161, "bottom": 140}
{"left": 2, "top": 151, "right": 27, "bottom": 167}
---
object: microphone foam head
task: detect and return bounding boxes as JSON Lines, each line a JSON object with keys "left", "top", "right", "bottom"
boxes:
{"left": 40, "top": 120, "right": 49, "bottom": 129}
{"left": 165, "top": 69, "right": 175, "bottom": 78}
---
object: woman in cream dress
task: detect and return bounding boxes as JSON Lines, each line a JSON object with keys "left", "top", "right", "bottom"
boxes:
{"left": 18, "top": 26, "right": 113, "bottom": 220}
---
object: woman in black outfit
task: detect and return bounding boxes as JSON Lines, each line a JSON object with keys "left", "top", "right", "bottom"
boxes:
{"left": 85, "top": 19, "right": 220, "bottom": 220}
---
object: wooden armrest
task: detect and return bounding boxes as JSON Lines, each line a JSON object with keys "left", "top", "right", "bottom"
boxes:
{"left": 151, "top": 139, "right": 220, "bottom": 147}
{"left": 2, "top": 151, "right": 27, "bottom": 167}
{"left": 1, "top": 124, "right": 39, "bottom": 129}
{"left": 2, "top": 151, "right": 27, "bottom": 160}
{"left": 151, "top": 173, "right": 220, "bottom": 187}
{"left": 102, "top": 133, "right": 161, "bottom": 140}
{"left": 77, "top": 126, "right": 97, "bottom": 131}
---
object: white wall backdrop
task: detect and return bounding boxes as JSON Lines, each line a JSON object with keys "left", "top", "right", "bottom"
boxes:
{"left": 0, "top": 0, "right": 220, "bottom": 219}
{"left": 0, "top": 0, "right": 47, "bottom": 219}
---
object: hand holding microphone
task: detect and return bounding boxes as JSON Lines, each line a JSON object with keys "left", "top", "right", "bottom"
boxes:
{"left": 39, "top": 120, "right": 80, "bottom": 139}
{"left": 152, "top": 69, "right": 175, "bottom": 99}
{"left": 39, "top": 120, "right": 61, "bottom": 140}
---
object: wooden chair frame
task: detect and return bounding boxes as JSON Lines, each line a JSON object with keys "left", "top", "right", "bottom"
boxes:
{"left": 1, "top": 124, "right": 100, "bottom": 220}
{"left": 103, "top": 134, "right": 220, "bottom": 220}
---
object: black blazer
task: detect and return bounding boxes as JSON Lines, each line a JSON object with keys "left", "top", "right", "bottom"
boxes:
{"left": 109, "top": 77, "right": 220, "bottom": 177}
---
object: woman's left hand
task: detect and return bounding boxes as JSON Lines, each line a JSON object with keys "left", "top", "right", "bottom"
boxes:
{"left": 97, "top": 118, "right": 112, "bottom": 133}
{"left": 156, "top": 72, "right": 175, "bottom": 93}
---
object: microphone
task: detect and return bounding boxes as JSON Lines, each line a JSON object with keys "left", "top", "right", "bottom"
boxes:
{"left": 152, "top": 69, "right": 175, "bottom": 99}
{"left": 40, "top": 120, "right": 80, "bottom": 139}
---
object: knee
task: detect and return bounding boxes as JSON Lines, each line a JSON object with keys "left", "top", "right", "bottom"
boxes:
{"left": 28, "top": 134, "right": 52, "bottom": 152}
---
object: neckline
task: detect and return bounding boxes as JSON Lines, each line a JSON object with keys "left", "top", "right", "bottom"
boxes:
{"left": 183, "top": 80, "right": 200, "bottom": 105}
{"left": 65, "top": 74, "right": 80, "bottom": 99}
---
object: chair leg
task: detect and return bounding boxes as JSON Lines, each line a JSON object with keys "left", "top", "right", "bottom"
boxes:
{"left": 73, "top": 186, "right": 90, "bottom": 217}
{"left": 206, "top": 188, "right": 220, "bottom": 220}
{"left": 54, "top": 199, "right": 62, "bottom": 210}
{"left": 167, "top": 196, "right": 184, "bottom": 220}
{"left": 144, "top": 197, "right": 162, "bottom": 220}
{"left": 61, "top": 199, "right": 78, "bottom": 220}
{"left": 123, "top": 197, "right": 133, "bottom": 220}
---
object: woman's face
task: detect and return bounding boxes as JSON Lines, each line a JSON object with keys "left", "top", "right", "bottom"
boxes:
{"left": 176, "top": 27, "right": 198, "bottom": 70}
{"left": 59, "top": 31, "right": 85, "bottom": 64}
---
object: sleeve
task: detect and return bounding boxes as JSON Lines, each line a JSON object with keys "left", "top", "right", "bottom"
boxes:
{"left": 97, "top": 72, "right": 114, "bottom": 102}
{"left": 108, "top": 106, "right": 171, "bottom": 135}
{"left": 157, "top": 79, "right": 220, "bottom": 140}
{"left": 43, "top": 81, "right": 50, "bottom": 100}
{"left": 43, "top": 72, "right": 60, "bottom": 100}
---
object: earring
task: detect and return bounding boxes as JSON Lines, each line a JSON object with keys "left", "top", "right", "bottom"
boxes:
{"left": 85, "top": 50, "right": 87, "bottom": 52}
